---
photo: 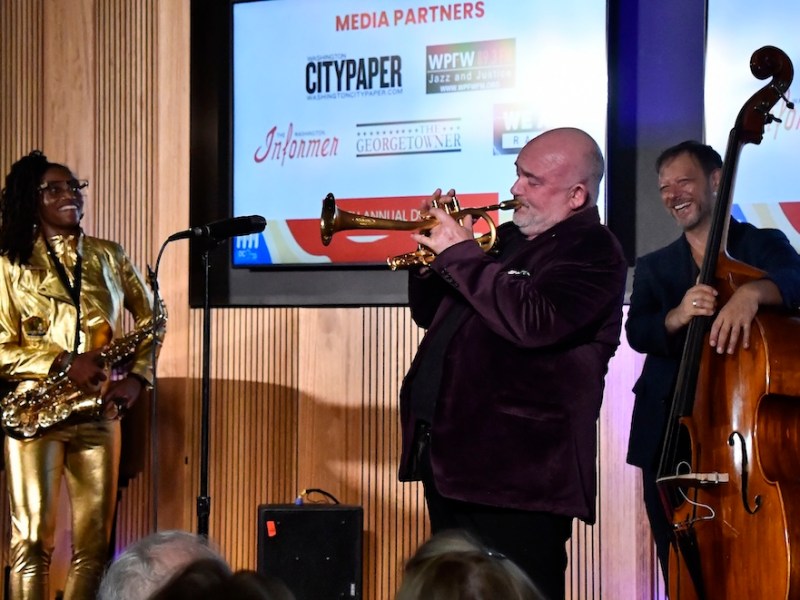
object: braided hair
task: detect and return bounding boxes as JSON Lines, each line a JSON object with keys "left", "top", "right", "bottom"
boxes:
{"left": 0, "top": 150, "right": 54, "bottom": 264}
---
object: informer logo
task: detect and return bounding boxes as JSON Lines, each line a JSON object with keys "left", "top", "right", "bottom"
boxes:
{"left": 493, "top": 104, "right": 544, "bottom": 155}
{"left": 426, "top": 39, "right": 515, "bottom": 94}
{"left": 306, "top": 54, "right": 403, "bottom": 99}
{"left": 253, "top": 123, "right": 339, "bottom": 166}
{"left": 356, "top": 118, "right": 462, "bottom": 157}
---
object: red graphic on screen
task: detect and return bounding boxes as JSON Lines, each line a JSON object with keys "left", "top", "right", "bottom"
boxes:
{"left": 780, "top": 201, "right": 800, "bottom": 235}
{"left": 290, "top": 193, "right": 501, "bottom": 264}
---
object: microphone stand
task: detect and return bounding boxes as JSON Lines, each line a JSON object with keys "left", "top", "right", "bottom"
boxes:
{"left": 197, "top": 237, "right": 223, "bottom": 537}
{"left": 194, "top": 224, "right": 265, "bottom": 535}
{"left": 147, "top": 234, "right": 218, "bottom": 537}
{"left": 148, "top": 239, "right": 171, "bottom": 532}
{"left": 153, "top": 219, "right": 263, "bottom": 536}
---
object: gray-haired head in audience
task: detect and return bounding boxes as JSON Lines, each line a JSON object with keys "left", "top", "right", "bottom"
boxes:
{"left": 97, "top": 530, "right": 231, "bottom": 600}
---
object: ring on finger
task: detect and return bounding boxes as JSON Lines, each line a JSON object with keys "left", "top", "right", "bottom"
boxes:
{"left": 692, "top": 300, "right": 698, "bottom": 307}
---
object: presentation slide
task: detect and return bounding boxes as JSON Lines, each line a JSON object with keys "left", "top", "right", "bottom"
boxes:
{"left": 231, "top": 0, "right": 607, "bottom": 266}
{"left": 706, "top": 0, "right": 800, "bottom": 250}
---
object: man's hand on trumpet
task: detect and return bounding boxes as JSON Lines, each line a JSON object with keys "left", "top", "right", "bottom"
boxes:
{"left": 411, "top": 188, "right": 474, "bottom": 256}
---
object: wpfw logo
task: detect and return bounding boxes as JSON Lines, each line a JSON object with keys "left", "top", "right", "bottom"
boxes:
{"left": 426, "top": 39, "right": 515, "bottom": 94}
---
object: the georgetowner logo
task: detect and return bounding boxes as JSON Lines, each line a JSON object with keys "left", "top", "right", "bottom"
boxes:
{"left": 355, "top": 118, "right": 462, "bottom": 157}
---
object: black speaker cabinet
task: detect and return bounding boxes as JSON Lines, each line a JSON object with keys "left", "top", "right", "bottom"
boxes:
{"left": 257, "top": 504, "right": 363, "bottom": 599}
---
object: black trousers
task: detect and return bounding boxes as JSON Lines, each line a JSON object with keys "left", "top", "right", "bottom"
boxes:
{"left": 417, "top": 430, "right": 572, "bottom": 600}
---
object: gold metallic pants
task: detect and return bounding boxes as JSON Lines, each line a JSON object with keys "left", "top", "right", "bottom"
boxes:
{"left": 4, "top": 420, "right": 121, "bottom": 600}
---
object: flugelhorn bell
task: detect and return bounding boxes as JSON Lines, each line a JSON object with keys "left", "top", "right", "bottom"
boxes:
{"left": 319, "top": 193, "right": 520, "bottom": 269}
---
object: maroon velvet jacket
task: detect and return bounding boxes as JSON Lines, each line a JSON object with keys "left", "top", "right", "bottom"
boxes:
{"left": 399, "top": 207, "right": 627, "bottom": 523}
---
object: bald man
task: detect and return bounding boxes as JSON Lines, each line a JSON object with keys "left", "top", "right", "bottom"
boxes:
{"left": 398, "top": 128, "right": 627, "bottom": 599}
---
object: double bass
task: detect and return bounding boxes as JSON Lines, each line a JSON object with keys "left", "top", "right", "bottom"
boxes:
{"left": 656, "top": 46, "right": 800, "bottom": 599}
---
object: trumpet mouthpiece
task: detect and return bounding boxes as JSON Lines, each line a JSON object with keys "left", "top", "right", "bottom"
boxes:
{"left": 499, "top": 199, "right": 521, "bottom": 210}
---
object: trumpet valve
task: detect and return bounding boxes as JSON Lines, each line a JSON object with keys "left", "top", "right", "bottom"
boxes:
{"left": 432, "top": 195, "right": 461, "bottom": 214}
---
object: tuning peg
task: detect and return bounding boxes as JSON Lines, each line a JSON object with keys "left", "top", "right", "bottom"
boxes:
{"left": 772, "top": 84, "right": 795, "bottom": 109}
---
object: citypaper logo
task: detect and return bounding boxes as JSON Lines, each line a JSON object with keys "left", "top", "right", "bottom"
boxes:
{"left": 306, "top": 53, "right": 403, "bottom": 100}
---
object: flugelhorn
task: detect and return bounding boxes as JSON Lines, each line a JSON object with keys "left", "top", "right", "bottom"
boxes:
{"left": 320, "top": 193, "right": 520, "bottom": 269}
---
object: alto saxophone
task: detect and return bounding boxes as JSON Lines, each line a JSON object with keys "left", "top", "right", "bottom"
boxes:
{"left": 1, "top": 312, "right": 166, "bottom": 440}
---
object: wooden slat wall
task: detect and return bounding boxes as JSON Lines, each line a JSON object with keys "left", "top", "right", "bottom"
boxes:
{"left": 359, "top": 307, "right": 430, "bottom": 598}
{"left": 0, "top": 2, "right": 664, "bottom": 598}
{"left": 194, "top": 307, "right": 300, "bottom": 569}
{"left": 294, "top": 307, "right": 428, "bottom": 599}
{"left": 0, "top": 1, "right": 43, "bottom": 157}
{"left": 95, "top": 0, "right": 156, "bottom": 269}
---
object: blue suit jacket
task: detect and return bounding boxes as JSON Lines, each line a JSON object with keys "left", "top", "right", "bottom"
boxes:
{"left": 399, "top": 208, "right": 627, "bottom": 524}
{"left": 626, "top": 219, "right": 800, "bottom": 470}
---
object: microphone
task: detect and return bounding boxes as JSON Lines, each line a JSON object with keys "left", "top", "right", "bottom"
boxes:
{"left": 167, "top": 215, "right": 266, "bottom": 242}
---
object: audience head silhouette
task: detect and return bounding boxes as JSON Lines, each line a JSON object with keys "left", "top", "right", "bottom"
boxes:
{"left": 149, "top": 558, "right": 296, "bottom": 600}
{"left": 395, "top": 530, "right": 546, "bottom": 600}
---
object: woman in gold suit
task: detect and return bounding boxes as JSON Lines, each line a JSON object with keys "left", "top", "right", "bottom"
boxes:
{"left": 0, "top": 150, "right": 163, "bottom": 599}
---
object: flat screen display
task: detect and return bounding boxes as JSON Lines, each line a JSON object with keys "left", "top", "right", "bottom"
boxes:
{"left": 705, "top": 0, "right": 800, "bottom": 250}
{"left": 230, "top": 0, "right": 608, "bottom": 268}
